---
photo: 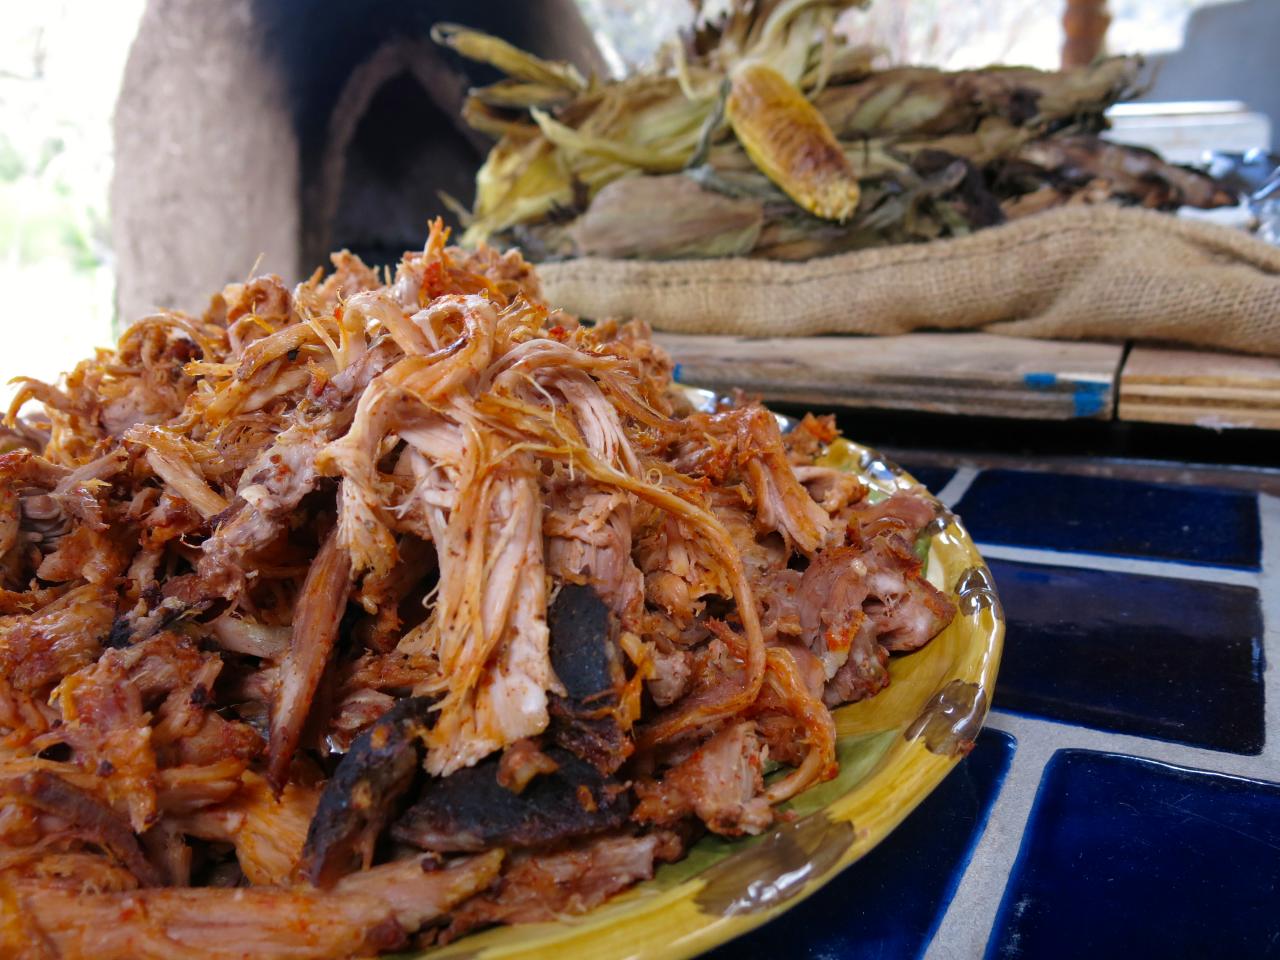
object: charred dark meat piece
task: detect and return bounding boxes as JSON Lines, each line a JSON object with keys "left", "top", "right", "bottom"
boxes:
{"left": 392, "top": 747, "right": 630, "bottom": 853}
{"left": 547, "top": 584, "right": 622, "bottom": 701}
{"left": 548, "top": 704, "right": 633, "bottom": 776}
{"left": 546, "top": 584, "right": 632, "bottom": 774}
{"left": 301, "top": 696, "right": 433, "bottom": 888}
{"left": 497, "top": 739, "right": 561, "bottom": 795}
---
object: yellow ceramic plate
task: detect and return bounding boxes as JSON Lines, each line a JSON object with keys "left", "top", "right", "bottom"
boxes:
{"left": 420, "top": 431, "right": 1004, "bottom": 960}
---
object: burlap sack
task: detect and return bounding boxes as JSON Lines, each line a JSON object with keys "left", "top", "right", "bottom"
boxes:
{"left": 538, "top": 205, "right": 1280, "bottom": 357}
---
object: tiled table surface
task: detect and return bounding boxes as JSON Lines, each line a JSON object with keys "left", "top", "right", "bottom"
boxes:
{"left": 709, "top": 462, "right": 1279, "bottom": 959}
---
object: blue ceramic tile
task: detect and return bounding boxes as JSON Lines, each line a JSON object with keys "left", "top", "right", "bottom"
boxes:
{"left": 897, "top": 463, "right": 956, "bottom": 495}
{"left": 954, "top": 469, "right": 1261, "bottom": 569}
{"left": 988, "top": 751, "right": 1280, "bottom": 960}
{"left": 988, "top": 559, "right": 1264, "bottom": 754}
{"left": 707, "top": 729, "right": 1015, "bottom": 960}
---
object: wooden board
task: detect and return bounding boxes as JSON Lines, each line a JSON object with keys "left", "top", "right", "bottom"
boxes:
{"left": 655, "top": 332, "right": 1123, "bottom": 420}
{"left": 1118, "top": 346, "right": 1280, "bottom": 430}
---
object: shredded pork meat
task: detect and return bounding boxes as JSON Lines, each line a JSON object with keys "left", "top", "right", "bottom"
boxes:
{"left": 0, "top": 221, "right": 956, "bottom": 957}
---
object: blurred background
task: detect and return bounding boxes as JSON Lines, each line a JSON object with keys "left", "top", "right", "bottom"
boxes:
{"left": 1, "top": 0, "right": 1274, "bottom": 400}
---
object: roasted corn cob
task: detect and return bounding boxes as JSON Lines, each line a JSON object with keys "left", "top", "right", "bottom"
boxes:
{"left": 433, "top": 1, "right": 1234, "bottom": 261}
{"left": 726, "top": 61, "right": 861, "bottom": 221}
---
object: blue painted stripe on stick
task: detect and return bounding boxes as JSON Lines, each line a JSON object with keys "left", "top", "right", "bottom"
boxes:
{"left": 1071, "top": 380, "right": 1109, "bottom": 418}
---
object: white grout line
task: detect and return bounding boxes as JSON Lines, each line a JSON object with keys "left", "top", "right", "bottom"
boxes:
{"left": 973, "top": 542, "right": 1263, "bottom": 588}
{"left": 984, "top": 709, "right": 1280, "bottom": 786}
{"left": 1255, "top": 494, "right": 1279, "bottom": 770}
{"left": 924, "top": 492, "right": 1279, "bottom": 959}
{"left": 936, "top": 466, "right": 980, "bottom": 509}
{"left": 921, "top": 722, "right": 1054, "bottom": 960}
{"left": 924, "top": 706, "right": 1280, "bottom": 960}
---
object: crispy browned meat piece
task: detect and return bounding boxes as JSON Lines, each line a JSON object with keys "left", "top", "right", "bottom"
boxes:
{"left": 267, "top": 527, "right": 352, "bottom": 790}
{"left": 445, "top": 832, "right": 682, "bottom": 940}
{"left": 797, "top": 531, "right": 956, "bottom": 707}
{"left": 634, "top": 721, "right": 772, "bottom": 836}
{"left": 548, "top": 702, "right": 632, "bottom": 778}
{"left": 860, "top": 535, "right": 956, "bottom": 653}
{"left": 0, "top": 771, "right": 164, "bottom": 887}
{"left": 0, "top": 583, "right": 115, "bottom": 693}
{"left": 849, "top": 491, "right": 938, "bottom": 543}
{"left": 796, "top": 543, "right": 891, "bottom": 698}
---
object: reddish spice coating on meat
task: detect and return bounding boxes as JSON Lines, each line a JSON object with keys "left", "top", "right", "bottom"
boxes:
{"left": 634, "top": 722, "right": 773, "bottom": 836}
{"left": 444, "top": 833, "right": 683, "bottom": 941}
{"left": 267, "top": 527, "right": 352, "bottom": 790}
{"left": 0, "top": 219, "right": 956, "bottom": 956}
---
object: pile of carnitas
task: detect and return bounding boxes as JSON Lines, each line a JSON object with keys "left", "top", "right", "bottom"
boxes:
{"left": 0, "top": 227, "right": 953, "bottom": 959}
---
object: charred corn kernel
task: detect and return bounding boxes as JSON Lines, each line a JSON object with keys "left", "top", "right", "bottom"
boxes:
{"left": 727, "top": 62, "right": 860, "bottom": 221}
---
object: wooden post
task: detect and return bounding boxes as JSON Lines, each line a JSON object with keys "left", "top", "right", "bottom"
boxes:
{"left": 1062, "top": 0, "right": 1111, "bottom": 68}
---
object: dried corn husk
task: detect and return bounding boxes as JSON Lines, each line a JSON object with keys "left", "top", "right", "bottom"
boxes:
{"left": 814, "top": 56, "right": 1143, "bottom": 139}
{"left": 569, "top": 175, "right": 765, "bottom": 258}
{"left": 464, "top": 136, "right": 572, "bottom": 246}
{"left": 470, "top": 79, "right": 578, "bottom": 110}
{"left": 436, "top": 1, "right": 1235, "bottom": 261}
{"left": 432, "top": 22, "right": 586, "bottom": 91}
{"left": 442, "top": 4, "right": 861, "bottom": 245}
